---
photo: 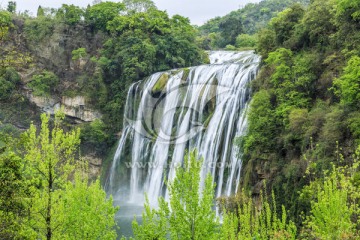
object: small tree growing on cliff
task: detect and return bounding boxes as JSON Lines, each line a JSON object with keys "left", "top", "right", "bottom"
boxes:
{"left": 72, "top": 47, "right": 87, "bottom": 61}
{"left": 72, "top": 48, "right": 88, "bottom": 70}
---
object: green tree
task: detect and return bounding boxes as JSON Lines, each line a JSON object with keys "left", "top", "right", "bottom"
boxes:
{"left": 219, "top": 15, "right": 243, "bottom": 46}
{"left": 348, "top": 112, "right": 360, "bottom": 145}
{"left": 337, "top": 0, "right": 360, "bottom": 21}
{"left": 219, "top": 191, "right": 297, "bottom": 240}
{"left": 301, "top": 0, "right": 336, "bottom": 47}
{"left": 256, "top": 28, "right": 276, "bottom": 58}
{"left": 123, "top": 0, "right": 156, "bottom": 13}
{"left": 241, "top": 90, "right": 277, "bottom": 159}
{"left": 333, "top": 56, "right": 360, "bottom": 109}
{"left": 71, "top": 48, "right": 88, "bottom": 70}
{"left": 28, "top": 70, "right": 59, "bottom": 96}
{"left": 133, "top": 150, "right": 218, "bottom": 239}
{"left": 0, "top": 150, "right": 32, "bottom": 239}
{"left": 56, "top": 4, "right": 84, "bottom": 25}
{"left": 1, "top": 10, "right": 31, "bottom": 71}
{"left": 7, "top": 1, "right": 16, "bottom": 13}
{"left": 85, "top": 1, "right": 125, "bottom": 31}
{"left": 0, "top": 10, "right": 31, "bottom": 99}
{"left": 37, "top": 6, "right": 45, "bottom": 17}
{"left": 270, "top": 4, "right": 305, "bottom": 46}
{"left": 0, "top": 68, "right": 20, "bottom": 100}
{"left": 24, "top": 112, "right": 81, "bottom": 239}
{"left": 225, "top": 44, "right": 237, "bottom": 50}
{"left": 60, "top": 172, "right": 118, "bottom": 240}
{"left": 71, "top": 48, "right": 87, "bottom": 61}
{"left": 23, "top": 112, "right": 118, "bottom": 239}
{"left": 235, "top": 34, "right": 257, "bottom": 48}
{"left": 168, "top": 150, "right": 217, "bottom": 239}
{"left": 208, "top": 32, "right": 225, "bottom": 49}
{"left": 23, "top": 15, "right": 56, "bottom": 42}
{"left": 301, "top": 165, "right": 357, "bottom": 239}
{"left": 265, "top": 48, "right": 313, "bottom": 117}
{"left": 132, "top": 196, "right": 169, "bottom": 240}
{"left": 80, "top": 119, "right": 109, "bottom": 153}
{"left": 0, "top": 10, "right": 11, "bottom": 40}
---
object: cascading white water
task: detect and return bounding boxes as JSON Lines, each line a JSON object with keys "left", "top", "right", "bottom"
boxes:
{"left": 105, "top": 50, "right": 260, "bottom": 205}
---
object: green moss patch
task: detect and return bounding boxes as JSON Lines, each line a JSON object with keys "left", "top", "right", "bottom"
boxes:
{"left": 182, "top": 68, "right": 190, "bottom": 82}
{"left": 152, "top": 73, "right": 169, "bottom": 94}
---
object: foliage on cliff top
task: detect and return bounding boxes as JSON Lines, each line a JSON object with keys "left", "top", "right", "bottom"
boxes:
{"left": 197, "top": 0, "right": 310, "bottom": 49}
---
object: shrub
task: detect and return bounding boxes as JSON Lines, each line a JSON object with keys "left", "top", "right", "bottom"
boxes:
{"left": 235, "top": 34, "right": 257, "bottom": 48}
{"left": 225, "top": 44, "right": 237, "bottom": 51}
{"left": 80, "top": 119, "right": 108, "bottom": 144}
{"left": 301, "top": 164, "right": 357, "bottom": 239}
{"left": 72, "top": 47, "right": 87, "bottom": 61}
{"left": 24, "top": 17, "right": 55, "bottom": 42}
{"left": 333, "top": 56, "right": 360, "bottom": 109}
{"left": 0, "top": 68, "right": 20, "bottom": 100}
{"left": 219, "top": 191, "right": 297, "bottom": 240}
{"left": 28, "top": 70, "right": 59, "bottom": 96}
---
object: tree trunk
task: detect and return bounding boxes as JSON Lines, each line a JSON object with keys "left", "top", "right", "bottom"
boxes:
{"left": 46, "top": 164, "right": 53, "bottom": 240}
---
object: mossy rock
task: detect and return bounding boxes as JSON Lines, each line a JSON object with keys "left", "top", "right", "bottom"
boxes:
{"left": 152, "top": 73, "right": 169, "bottom": 94}
{"left": 182, "top": 68, "right": 190, "bottom": 82}
{"left": 202, "top": 52, "right": 211, "bottom": 64}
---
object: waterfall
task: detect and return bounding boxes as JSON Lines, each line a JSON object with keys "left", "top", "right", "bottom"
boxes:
{"left": 105, "top": 51, "right": 260, "bottom": 205}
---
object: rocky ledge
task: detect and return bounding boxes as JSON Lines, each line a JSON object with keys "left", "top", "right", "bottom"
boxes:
{"left": 26, "top": 93, "right": 102, "bottom": 122}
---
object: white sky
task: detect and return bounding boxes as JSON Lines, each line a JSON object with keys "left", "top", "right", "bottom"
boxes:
{"left": 2, "top": 0, "right": 260, "bottom": 25}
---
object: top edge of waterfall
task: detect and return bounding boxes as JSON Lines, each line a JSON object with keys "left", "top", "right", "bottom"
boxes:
{"left": 208, "top": 50, "right": 259, "bottom": 65}
{"left": 137, "top": 51, "right": 260, "bottom": 80}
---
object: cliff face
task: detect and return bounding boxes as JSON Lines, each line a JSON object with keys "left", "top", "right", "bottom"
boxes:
{"left": 1, "top": 18, "right": 108, "bottom": 179}
{"left": 9, "top": 18, "right": 105, "bottom": 120}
